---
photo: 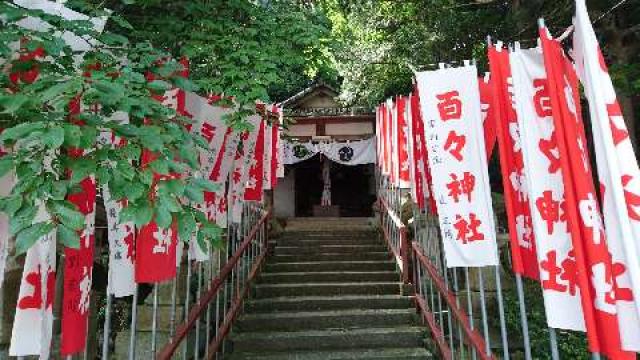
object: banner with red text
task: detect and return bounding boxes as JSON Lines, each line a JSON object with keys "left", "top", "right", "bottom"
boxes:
{"left": 541, "top": 28, "right": 632, "bottom": 359}
{"left": 573, "top": 0, "right": 640, "bottom": 351}
{"left": 61, "top": 176, "right": 97, "bottom": 356}
{"left": 229, "top": 116, "right": 262, "bottom": 223}
{"left": 0, "top": 141, "right": 11, "bottom": 288}
{"left": 488, "top": 45, "right": 540, "bottom": 280}
{"left": 416, "top": 64, "right": 498, "bottom": 267}
{"left": 98, "top": 118, "right": 136, "bottom": 298}
{"left": 9, "top": 203, "right": 56, "bottom": 358}
{"left": 510, "top": 45, "right": 585, "bottom": 330}
{"left": 245, "top": 119, "right": 266, "bottom": 201}
{"left": 396, "top": 97, "right": 411, "bottom": 188}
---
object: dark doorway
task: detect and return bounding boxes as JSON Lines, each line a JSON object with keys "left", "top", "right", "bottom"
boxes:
{"left": 293, "top": 155, "right": 374, "bottom": 217}
{"left": 294, "top": 154, "right": 323, "bottom": 217}
{"left": 330, "top": 162, "right": 375, "bottom": 217}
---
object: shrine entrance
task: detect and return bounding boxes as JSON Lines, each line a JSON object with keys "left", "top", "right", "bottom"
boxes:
{"left": 292, "top": 155, "right": 375, "bottom": 217}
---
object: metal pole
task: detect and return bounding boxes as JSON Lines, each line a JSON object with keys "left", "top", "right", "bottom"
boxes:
{"left": 169, "top": 261, "right": 181, "bottom": 339}
{"left": 465, "top": 268, "right": 477, "bottom": 360}
{"left": 151, "top": 284, "right": 159, "bottom": 356}
{"left": 101, "top": 294, "right": 113, "bottom": 360}
{"left": 477, "top": 268, "right": 491, "bottom": 356}
{"left": 549, "top": 327, "right": 560, "bottom": 360}
{"left": 182, "top": 261, "right": 192, "bottom": 360}
{"left": 494, "top": 265, "right": 510, "bottom": 359}
{"left": 128, "top": 284, "right": 139, "bottom": 360}
{"left": 515, "top": 275, "right": 532, "bottom": 360}
{"left": 194, "top": 262, "right": 203, "bottom": 360}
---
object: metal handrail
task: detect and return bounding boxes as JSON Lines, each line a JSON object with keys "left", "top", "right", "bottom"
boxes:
{"left": 156, "top": 208, "right": 271, "bottom": 359}
{"left": 378, "top": 197, "right": 411, "bottom": 284}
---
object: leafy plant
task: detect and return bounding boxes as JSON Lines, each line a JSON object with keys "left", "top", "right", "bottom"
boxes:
{"left": 0, "top": 1, "right": 222, "bottom": 254}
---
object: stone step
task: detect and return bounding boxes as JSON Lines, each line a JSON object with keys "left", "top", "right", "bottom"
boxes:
{"left": 230, "top": 326, "right": 425, "bottom": 352}
{"left": 254, "top": 282, "right": 404, "bottom": 298}
{"left": 271, "top": 252, "right": 390, "bottom": 263}
{"left": 275, "top": 245, "right": 387, "bottom": 255}
{"left": 235, "top": 308, "right": 417, "bottom": 332}
{"left": 276, "top": 237, "right": 381, "bottom": 246}
{"left": 226, "top": 347, "right": 432, "bottom": 360}
{"left": 259, "top": 271, "right": 399, "bottom": 284}
{"left": 266, "top": 260, "right": 396, "bottom": 273}
{"left": 246, "top": 295, "right": 413, "bottom": 313}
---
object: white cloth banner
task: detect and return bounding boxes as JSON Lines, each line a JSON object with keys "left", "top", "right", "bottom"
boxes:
{"left": 416, "top": 64, "right": 498, "bottom": 268}
{"left": 264, "top": 121, "right": 273, "bottom": 190}
{"left": 9, "top": 203, "right": 56, "bottom": 358}
{"left": 511, "top": 45, "right": 585, "bottom": 331}
{"left": 187, "top": 92, "right": 239, "bottom": 230}
{"left": 574, "top": 0, "right": 640, "bottom": 350}
{"left": 97, "top": 113, "right": 137, "bottom": 298}
{"left": 229, "top": 116, "right": 261, "bottom": 223}
{"left": 283, "top": 138, "right": 376, "bottom": 166}
{"left": 276, "top": 109, "right": 285, "bottom": 179}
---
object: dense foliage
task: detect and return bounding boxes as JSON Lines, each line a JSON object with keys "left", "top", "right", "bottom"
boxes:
{"left": 320, "top": 0, "right": 639, "bottom": 146}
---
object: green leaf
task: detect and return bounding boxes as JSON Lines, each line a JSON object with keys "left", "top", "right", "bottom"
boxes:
{"left": 120, "top": 204, "right": 137, "bottom": 223}
{"left": 15, "top": 222, "right": 54, "bottom": 255}
{"left": 42, "top": 126, "right": 65, "bottom": 149}
{"left": 0, "top": 195, "right": 22, "bottom": 216}
{"left": 150, "top": 158, "right": 170, "bottom": 175}
{"left": 51, "top": 201, "right": 85, "bottom": 230}
{"left": 0, "top": 122, "right": 46, "bottom": 142}
{"left": 177, "top": 212, "right": 197, "bottom": 242}
{"left": 148, "top": 80, "right": 171, "bottom": 93}
{"left": 58, "top": 224, "right": 80, "bottom": 249}
{"left": 124, "top": 181, "right": 146, "bottom": 201}
{"left": 184, "top": 183, "right": 204, "bottom": 204}
{"left": 163, "top": 179, "right": 185, "bottom": 196}
{"left": 155, "top": 205, "right": 173, "bottom": 229}
{"left": 0, "top": 94, "right": 29, "bottom": 114}
{"left": 0, "top": 157, "right": 14, "bottom": 178}
{"left": 51, "top": 180, "right": 69, "bottom": 200}
{"left": 192, "top": 178, "right": 220, "bottom": 192}
{"left": 10, "top": 204, "right": 37, "bottom": 235}
{"left": 134, "top": 203, "right": 154, "bottom": 227}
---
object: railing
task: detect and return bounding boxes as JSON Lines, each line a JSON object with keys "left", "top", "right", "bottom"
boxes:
{"left": 377, "top": 177, "right": 582, "bottom": 360}
{"left": 157, "top": 203, "right": 270, "bottom": 359}
{"left": 88, "top": 201, "right": 268, "bottom": 360}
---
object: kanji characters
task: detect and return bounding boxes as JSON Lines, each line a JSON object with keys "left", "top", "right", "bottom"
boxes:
{"left": 607, "top": 101, "right": 629, "bottom": 146}
{"left": 436, "top": 91, "right": 462, "bottom": 121}
{"left": 541, "top": 250, "right": 566, "bottom": 292}
{"left": 446, "top": 172, "right": 476, "bottom": 203}
{"left": 17, "top": 266, "right": 55, "bottom": 310}
{"left": 612, "top": 262, "right": 633, "bottom": 302}
{"left": 200, "top": 122, "right": 217, "bottom": 143}
{"left": 515, "top": 214, "right": 533, "bottom": 249}
{"left": 538, "top": 132, "right": 561, "bottom": 174}
{"left": 453, "top": 213, "right": 484, "bottom": 244}
{"left": 535, "top": 190, "right": 565, "bottom": 235}
{"left": 621, "top": 175, "right": 640, "bottom": 220}
{"left": 152, "top": 228, "right": 173, "bottom": 254}
{"left": 533, "top": 79, "right": 552, "bottom": 118}
{"left": 444, "top": 130, "right": 466, "bottom": 161}
{"left": 592, "top": 262, "right": 616, "bottom": 314}
{"left": 560, "top": 250, "right": 578, "bottom": 296}
{"left": 579, "top": 193, "right": 604, "bottom": 244}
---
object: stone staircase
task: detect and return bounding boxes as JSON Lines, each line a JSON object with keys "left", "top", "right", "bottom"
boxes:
{"left": 226, "top": 218, "right": 431, "bottom": 359}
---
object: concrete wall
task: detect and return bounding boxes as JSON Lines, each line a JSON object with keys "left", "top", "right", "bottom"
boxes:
{"left": 274, "top": 169, "right": 296, "bottom": 218}
{"left": 325, "top": 122, "right": 373, "bottom": 136}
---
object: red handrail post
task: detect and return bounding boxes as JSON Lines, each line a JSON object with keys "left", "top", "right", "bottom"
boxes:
{"left": 400, "top": 227, "right": 412, "bottom": 284}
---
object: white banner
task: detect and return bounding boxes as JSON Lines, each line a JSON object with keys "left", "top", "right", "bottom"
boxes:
{"left": 416, "top": 64, "right": 498, "bottom": 268}
{"left": 9, "top": 203, "right": 56, "bottom": 358}
{"left": 283, "top": 138, "right": 376, "bottom": 166}
{"left": 510, "top": 45, "right": 585, "bottom": 331}
{"left": 574, "top": 0, "right": 640, "bottom": 350}
{"left": 229, "top": 116, "right": 261, "bottom": 223}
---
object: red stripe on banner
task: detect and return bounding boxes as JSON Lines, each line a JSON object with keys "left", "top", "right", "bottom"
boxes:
{"left": 410, "top": 93, "right": 426, "bottom": 210}
{"left": 488, "top": 46, "right": 539, "bottom": 280}
{"left": 478, "top": 76, "right": 497, "bottom": 159}
{"left": 135, "top": 60, "right": 188, "bottom": 283}
{"left": 540, "top": 28, "right": 632, "bottom": 359}
{"left": 397, "top": 97, "right": 411, "bottom": 187}
{"left": 413, "top": 86, "right": 438, "bottom": 215}
{"left": 271, "top": 106, "right": 279, "bottom": 188}
{"left": 244, "top": 120, "right": 266, "bottom": 201}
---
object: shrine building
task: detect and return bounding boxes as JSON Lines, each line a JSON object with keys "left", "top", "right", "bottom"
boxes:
{"left": 274, "top": 81, "right": 377, "bottom": 218}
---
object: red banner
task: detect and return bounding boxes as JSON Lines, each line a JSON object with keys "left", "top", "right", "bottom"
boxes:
{"left": 244, "top": 119, "right": 266, "bottom": 201}
{"left": 541, "top": 28, "right": 632, "bottom": 359}
{"left": 61, "top": 176, "right": 97, "bottom": 355}
{"left": 488, "top": 46, "right": 539, "bottom": 280}
{"left": 478, "top": 75, "right": 497, "bottom": 159}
